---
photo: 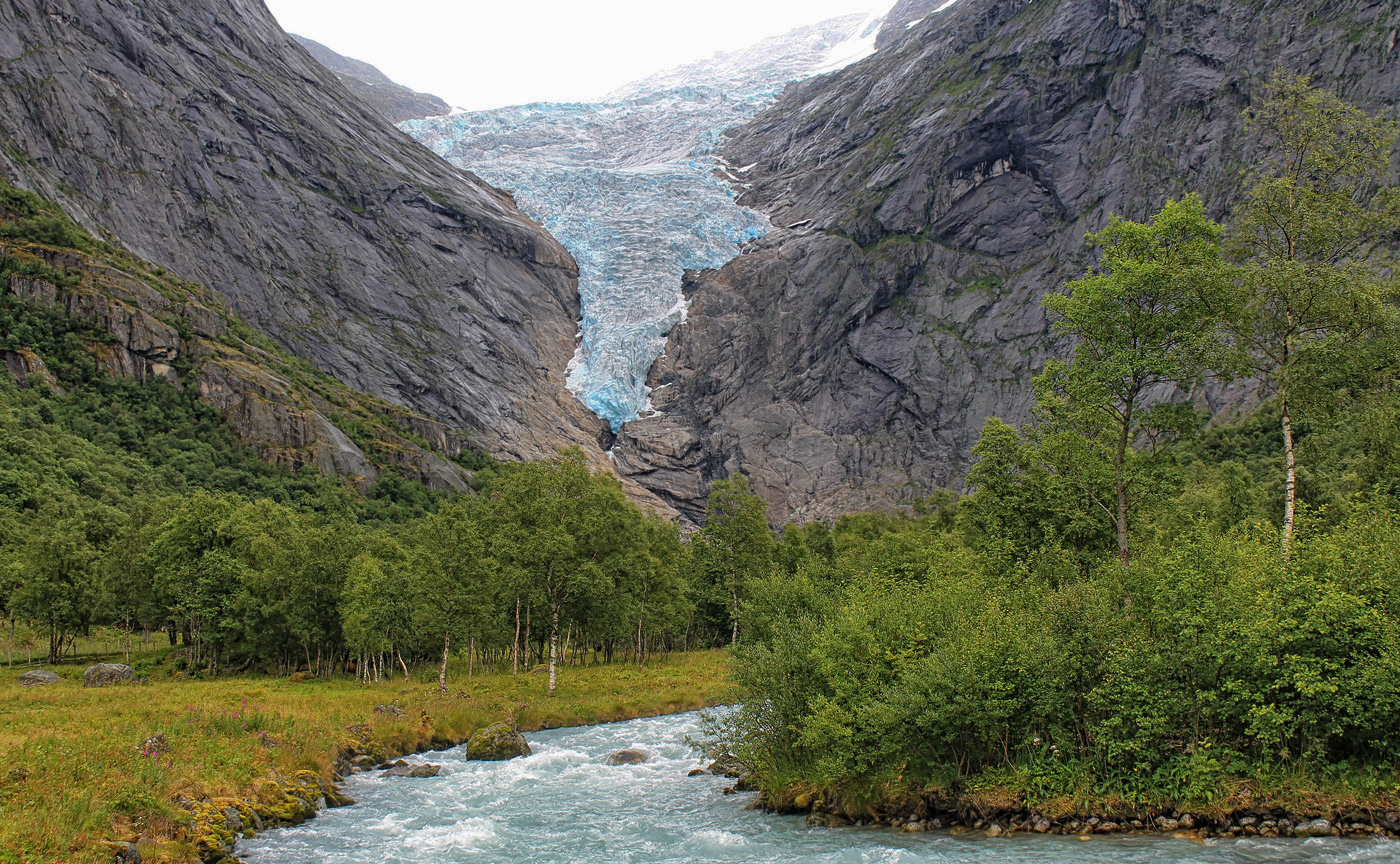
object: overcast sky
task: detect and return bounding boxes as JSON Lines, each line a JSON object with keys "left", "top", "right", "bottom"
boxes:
{"left": 263, "top": 0, "right": 889, "bottom": 110}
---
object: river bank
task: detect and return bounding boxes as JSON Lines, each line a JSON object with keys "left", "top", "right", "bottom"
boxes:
{"left": 240, "top": 710, "right": 1400, "bottom": 864}
{"left": 0, "top": 650, "right": 733, "bottom": 864}
{"left": 755, "top": 774, "right": 1400, "bottom": 842}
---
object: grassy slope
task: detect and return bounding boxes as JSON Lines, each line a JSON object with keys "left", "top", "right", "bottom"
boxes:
{"left": 0, "top": 650, "right": 734, "bottom": 864}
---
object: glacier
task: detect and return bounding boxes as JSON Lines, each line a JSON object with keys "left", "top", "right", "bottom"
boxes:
{"left": 399, "top": 11, "right": 888, "bottom": 432}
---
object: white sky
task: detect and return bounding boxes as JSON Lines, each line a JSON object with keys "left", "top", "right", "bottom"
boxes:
{"left": 263, "top": 0, "right": 889, "bottom": 110}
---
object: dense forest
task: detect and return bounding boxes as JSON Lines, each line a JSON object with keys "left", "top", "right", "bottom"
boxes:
{"left": 0, "top": 183, "right": 759, "bottom": 692}
{"left": 717, "top": 74, "right": 1400, "bottom": 811}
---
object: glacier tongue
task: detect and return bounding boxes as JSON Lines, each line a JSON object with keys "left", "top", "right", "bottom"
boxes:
{"left": 400, "top": 12, "right": 886, "bottom": 431}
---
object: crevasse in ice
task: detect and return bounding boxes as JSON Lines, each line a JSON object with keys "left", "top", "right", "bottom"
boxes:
{"left": 400, "top": 12, "right": 887, "bottom": 431}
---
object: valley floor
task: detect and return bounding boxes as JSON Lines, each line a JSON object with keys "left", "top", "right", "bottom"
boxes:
{"left": 0, "top": 649, "right": 733, "bottom": 864}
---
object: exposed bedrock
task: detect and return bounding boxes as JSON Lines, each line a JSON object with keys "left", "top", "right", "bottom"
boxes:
{"left": 615, "top": 0, "right": 1400, "bottom": 524}
{"left": 0, "top": 0, "right": 618, "bottom": 478}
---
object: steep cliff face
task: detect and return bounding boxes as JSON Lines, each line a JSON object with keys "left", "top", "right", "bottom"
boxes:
{"left": 0, "top": 0, "right": 612, "bottom": 470}
{"left": 2, "top": 220, "right": 473, "bottom": 491}
{"left": 614, "top": 0, "right": 1400, "bottom": 524}
{"left": 291, "top": 35, "right": 451, "bottom": 122}
{"left": 875, "top": 0, "right": 948, "bottom": 49}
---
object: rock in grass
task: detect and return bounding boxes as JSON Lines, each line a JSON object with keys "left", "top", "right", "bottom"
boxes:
{"left": 136, "top": 734, "right": 170, "bottom": 757}
{"left": 465, "top": 722, "right": 531, "bottom": 761}
{"left": 606, "top": 749, "right": 647, "bottom": 765}
{"left": 18, "top": 670, "right": 58, "bottom": 686}
{"left": 222, "top": 806, "right": 243, "bottom": 834}
{"left": 383, "top": 763, "right": 440, "bottom": 778}
{"left": 83, "top": 663, "right": 133, "bottom": 687}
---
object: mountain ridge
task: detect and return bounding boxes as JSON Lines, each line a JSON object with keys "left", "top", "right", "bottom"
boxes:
{"left": 613, "top": 0, "right": 1400, "bottom": 524}
{"left": 291, "top": 34, "right": 451, "bottom": 122}
{"left": 0, "top": 0, "right": 622, "bottom": 487}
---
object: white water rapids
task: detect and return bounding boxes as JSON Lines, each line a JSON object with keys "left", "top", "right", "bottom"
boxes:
{"left": 241, "top": 711, "right": 1399, "bottom": 864}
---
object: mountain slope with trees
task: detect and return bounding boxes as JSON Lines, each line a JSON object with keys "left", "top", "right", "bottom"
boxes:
{"left": 715, "top": 75, "right": 1400, "bottom": 833}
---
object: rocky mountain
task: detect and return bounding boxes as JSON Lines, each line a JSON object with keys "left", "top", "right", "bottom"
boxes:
{"left": 0, "top": 0, "right": 614, "bottom": 481}
{"left": 875, "top": 0, "right": 953, "bottom": 49}
{"left": 1, "top": 185, "right": 471, "bottom": 491}
{"left": 291, "top": 35, "right": 451, "bottom": 122}
{"left": 400, "top": 15, "right": 878, "bottom": 434}
{"left": 613, "top": 0, "right": 1400, "bottom": 524}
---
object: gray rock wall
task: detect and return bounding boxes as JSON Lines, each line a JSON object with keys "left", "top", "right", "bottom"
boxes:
{"left": 291, "top": 34, "right": 451, "bottom": 123}
{"left": 0, "top": 0, "right": 612, "bottom": 470}
{"left": 616, "top": 0, "right": 1400, "bottom": 524}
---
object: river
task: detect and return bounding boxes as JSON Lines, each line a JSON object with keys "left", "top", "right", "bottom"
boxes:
{"left": 240, "top": 711, "right": 1398, "bottom": 864}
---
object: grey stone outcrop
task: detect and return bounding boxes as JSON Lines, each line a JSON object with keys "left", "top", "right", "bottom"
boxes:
{"left": 615, "top": 0, "right": 1400, "bottom": 523}
{"left": 83, "top": 663, "right": 134, "bottom": 687}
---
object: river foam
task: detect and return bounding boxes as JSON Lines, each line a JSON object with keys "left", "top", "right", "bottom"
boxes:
{"left": 241, "top": 710, "right": 1399, "bottom": 864}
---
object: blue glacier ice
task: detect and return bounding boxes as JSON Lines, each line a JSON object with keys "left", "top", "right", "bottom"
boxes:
{"left": 400, "top": 11, "right": 887, "bottom": 431}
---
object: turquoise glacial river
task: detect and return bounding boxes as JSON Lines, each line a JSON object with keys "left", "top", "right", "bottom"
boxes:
{"left": 240, "top": 711, "right": 1399, "bottom": 864}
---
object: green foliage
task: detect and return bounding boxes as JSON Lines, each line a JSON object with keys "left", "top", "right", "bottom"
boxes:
{"left": 1039, "top": 194, "right": 1228, "bottom": 562}
{"left": 730, "top": 504, "right": 1400, "bottom": 810}
{"left": 1224, "top": 70, "right": 1400, "bottom": 546}
{"left": 0, "top": 182, "right": 94, "bottom": 251}
{"left": 685, "top": 474, "right": 776, "bottom": 646}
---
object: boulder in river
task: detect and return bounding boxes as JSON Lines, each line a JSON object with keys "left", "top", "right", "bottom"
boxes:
{"left": 465, "top": 722, "right": 531, "bottom": 761}
{"left": 707, "top": 752, "right": 745, "bottom": 778}
{"left": 17, "top": 670, "right": 58, "bottom": 686}
{"left": 383, "top": 763, "right": 440, "bottom": 778}
{"left": 83, "top": 663, "right": 133, "bottom": 687}
{"left": 606, "top": 749, "right": 647, "bottom": 765}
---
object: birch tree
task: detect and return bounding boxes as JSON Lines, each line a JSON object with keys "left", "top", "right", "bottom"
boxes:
{"left": 1225, "top": 71, "right": 1400, "bottom": 551}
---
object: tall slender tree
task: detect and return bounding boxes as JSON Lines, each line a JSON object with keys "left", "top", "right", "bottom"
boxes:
{"left": 412, "top": 496, "right": 497, "bottom": 694}
{"left": 489, "top": 449, "right": 637, "bottom": 693}
{"left": 1225, "top": 71, "right": 1400, "bottom": 550}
